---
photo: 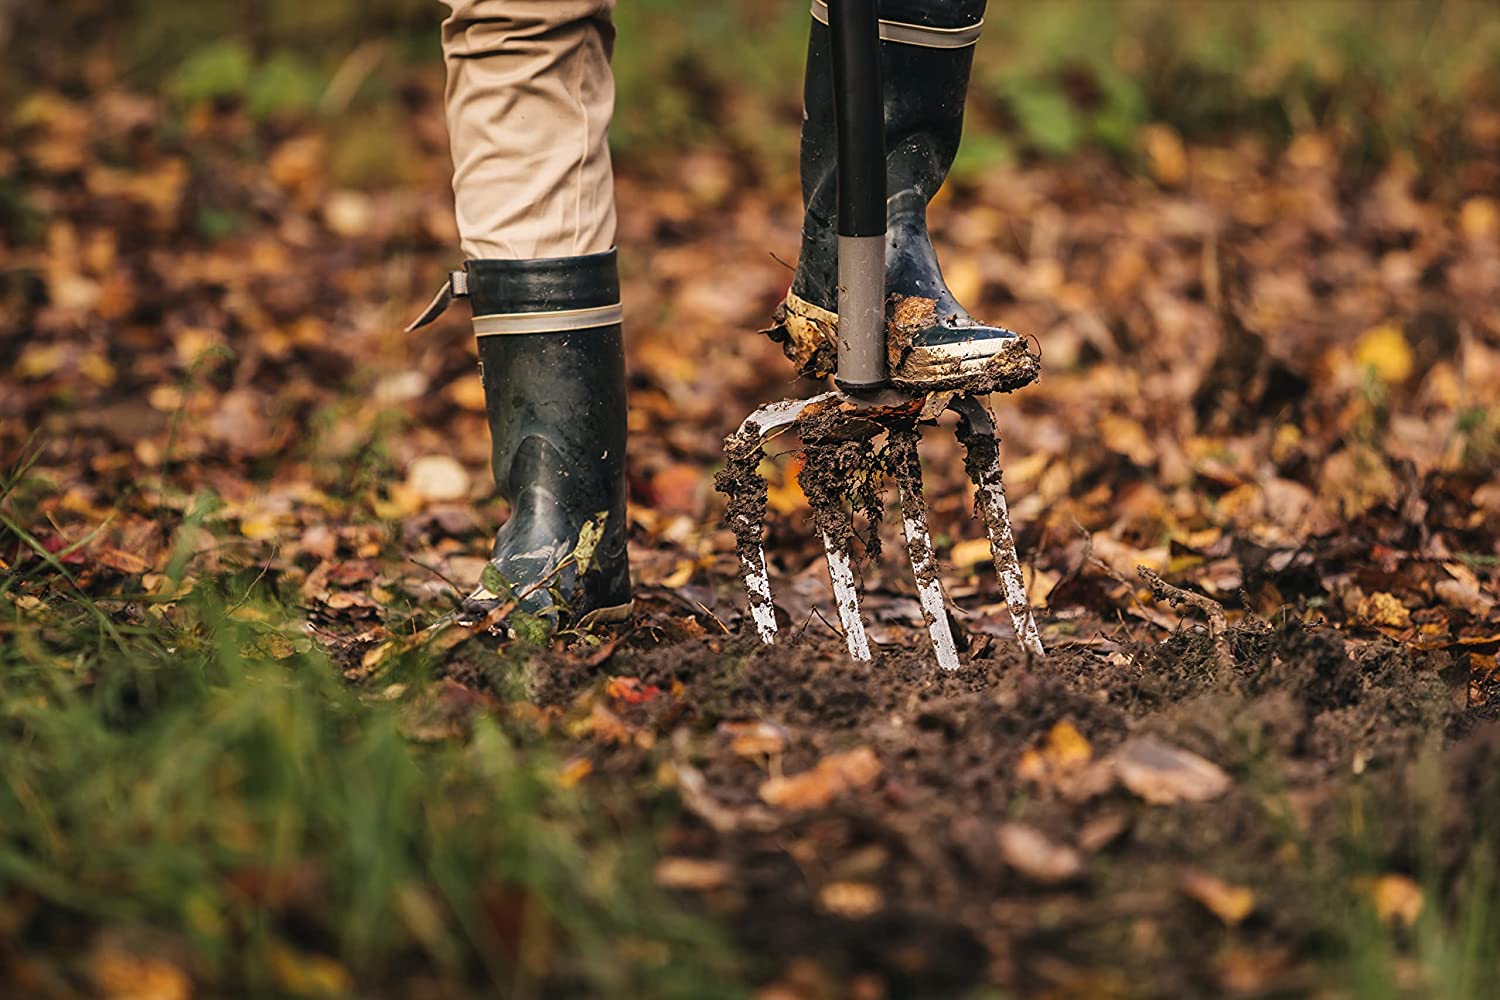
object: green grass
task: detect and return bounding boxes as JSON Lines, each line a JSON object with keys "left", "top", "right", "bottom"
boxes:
{"left": 0, "top": 462, "right": 737, "bottom": 996}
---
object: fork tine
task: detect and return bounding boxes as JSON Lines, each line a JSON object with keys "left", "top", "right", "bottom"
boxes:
{"left": 949, "top": 396, "right": 1045, "bottom": 658}
{"left": 822, "top": 528, "right": 873, "bottom": 660}
{"left": 721, "top": 394, "right": 838, "bottom": 646}
{"left": 889, "top": 429, "right": 961, "bottom": 671}
{"left": 741, "top": 539, "right": 779, "bottom": 644}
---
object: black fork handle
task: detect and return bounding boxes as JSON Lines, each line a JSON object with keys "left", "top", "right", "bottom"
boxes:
{"left": 830, "top": 0, "right": 885, "bottom": 238}
{"left": 828, "top": 0, "right": 889, "bottom": 390}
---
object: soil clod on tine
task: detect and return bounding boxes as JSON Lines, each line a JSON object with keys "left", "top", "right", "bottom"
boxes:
{"left": 718, "top": 0, "right": 1042, "bottom": 669}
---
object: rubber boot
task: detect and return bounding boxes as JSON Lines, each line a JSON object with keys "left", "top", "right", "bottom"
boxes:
{"left": 410, "top": 250, "right": 632, "bottom": 628}
{"left": 764, "top": 0, "right": 1037, "bottom": 394}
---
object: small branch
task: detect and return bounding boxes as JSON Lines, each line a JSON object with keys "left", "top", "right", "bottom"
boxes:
{"left": 1138, "top": 566, "right": 1234, "bottom": 684}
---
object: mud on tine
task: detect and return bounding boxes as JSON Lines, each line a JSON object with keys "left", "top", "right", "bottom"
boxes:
{"left": 715, "top": 392, "right": 1043, "bottom": 669}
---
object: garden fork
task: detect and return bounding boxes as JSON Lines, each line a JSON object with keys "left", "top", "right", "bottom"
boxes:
{"left": 718, "top": 0, "right": 1043, "bottom": 668}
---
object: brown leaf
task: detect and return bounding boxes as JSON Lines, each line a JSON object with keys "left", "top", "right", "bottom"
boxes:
{"left": 759, "top": 747, "right": 882, "bottom": 810}
{"left": 97, "top": 547, "right": 149, "bottom": 575}
{"left": 1114, "top": 736, "right": 1231, "bottom": 804}
{"left": 996, "top": 822, "right": 1084, "bottom": 883}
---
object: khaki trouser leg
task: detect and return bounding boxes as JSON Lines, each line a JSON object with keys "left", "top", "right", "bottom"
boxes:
{"left": 441, "top": 0, "right": 618, "bottom": 260}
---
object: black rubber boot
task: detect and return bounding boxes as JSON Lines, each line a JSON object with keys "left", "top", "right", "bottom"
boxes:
{"left": 765, "top": 0, "right": 1037, "bottom": 394}
{"left": 415, "top": 250, "right": 632, "bottom": 628}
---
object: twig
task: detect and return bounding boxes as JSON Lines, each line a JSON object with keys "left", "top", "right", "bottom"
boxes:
{"left": 1138, "top": 566, "right": 1234, "bottom": 684}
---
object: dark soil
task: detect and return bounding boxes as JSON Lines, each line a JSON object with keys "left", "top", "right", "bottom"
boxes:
{"left": 495, "top": 617, "right": 1488, "bottom": 997}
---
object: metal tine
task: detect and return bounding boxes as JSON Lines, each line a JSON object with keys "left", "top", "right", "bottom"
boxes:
{"left": 888, "top": 429, "right": 962, "bottom": 671}
{"left": 821, "top": 516, "right": 873, "bottom": 660}
{"left": 725, "top": 393, "right": 841, "bottom": 647}
{"left": 949, "top": 396, "right": 1045, "bottom": 657}
{"left": 741, "top": 537, "right": 779, "bottom": 645}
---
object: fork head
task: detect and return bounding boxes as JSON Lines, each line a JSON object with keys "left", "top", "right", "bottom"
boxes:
{"left": 717, "top": 389, "right": 1043, "bottom": 668}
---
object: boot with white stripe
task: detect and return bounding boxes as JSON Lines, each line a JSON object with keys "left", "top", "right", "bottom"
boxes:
{"left": 765, "top": 0, "right": 1039, "bottom": 394}
{"left": 410, "top": 250, "right": 632, "bottom": 628}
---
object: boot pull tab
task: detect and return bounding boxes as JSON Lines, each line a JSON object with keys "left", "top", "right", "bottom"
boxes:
{"left": 405, "top": 269, "right": 469, "bottom": 332}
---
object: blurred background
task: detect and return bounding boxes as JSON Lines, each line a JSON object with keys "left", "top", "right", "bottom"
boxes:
{"left": 4, "top": 1, "right": 1500, "bottom": 996}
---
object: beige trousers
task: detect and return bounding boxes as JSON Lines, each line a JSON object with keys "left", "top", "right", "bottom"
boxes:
{"left": 441, "top": 0, "right": 618, "bottom": 260}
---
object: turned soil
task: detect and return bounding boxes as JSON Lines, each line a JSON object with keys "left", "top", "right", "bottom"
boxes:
{"left": 456, "top": 602, "right": 1496, "bottom": 997}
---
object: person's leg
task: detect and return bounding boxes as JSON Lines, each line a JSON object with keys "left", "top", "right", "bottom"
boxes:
{"left": 416, "top": 0, "right": 630, "bottom": 626}
{"left": 443, "top": 0, "right": 617, "bottom": 259}
{"left": 764, "top": 0, "right": 1037, "bottom": 394}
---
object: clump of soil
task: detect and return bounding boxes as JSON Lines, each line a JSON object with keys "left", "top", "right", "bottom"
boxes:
{"left": 714, "top": 428, "right": 774, "bottom": 623}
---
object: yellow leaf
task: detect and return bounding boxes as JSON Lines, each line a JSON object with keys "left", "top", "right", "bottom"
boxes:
{"left": 1355, "top": 324, "right": 1414, "bottom": 384}
{"left": 239, "top": 515, "right": 283, "bottom": 541}
{"left": 447, "top": 373, "right": 487, "bottom": 411}
{"left": 1369, "top": 874, "right": 1423, "bottom": 928}
{"left": 950, "top": 537, "right": 993, "bottom": 568}
{"left": 1182, "top": 869, "right": 1255, "bottom": 926}
{"left": 90, "top": 947, "right": 191, "bottom": 1000}
{"left": 267, "top": 942, "right": 354, "bottom": 997}
{"left": 1140, "top": 123, "right": 1188, "bottom": 186}
{"left": 1460, "top": 196, "right": 1497, "bottom": 240}
{"left": 558, "top": 756, "right": 593, "bottom": 788}
{"left": 1357, "top": 592, "right": 1412, "bottom": 630}
{"left": 1044, "top": 721, "right": 1093, "bottom": 770}
{"left": 15, "top": 343, "right": 69, "bottom": 379}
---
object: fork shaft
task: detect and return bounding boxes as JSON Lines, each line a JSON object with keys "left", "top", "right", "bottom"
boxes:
{"left": 828, "top": 0, "right": 888, "bottom": 392}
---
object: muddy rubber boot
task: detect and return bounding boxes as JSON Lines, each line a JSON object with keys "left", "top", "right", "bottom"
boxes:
{"left": 765, "top": 0, "right": 1037, "bottom": 394}
{"left": 409, "top": 250, "right": 632, "bottom": 628}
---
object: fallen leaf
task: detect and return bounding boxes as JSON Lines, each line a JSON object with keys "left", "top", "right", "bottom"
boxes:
{"left": 996, "top": 822, "right": 1084, "bottom": 883}
{"left": 1357, "top": 591, "right": 1412, "bottom": 629}
{"left": 1181, "top": 869, "right": 1255, "bottom": 925}
{"left": 605, "top": 676, "right": 661, "bottom": 705}
{"left": 1355, "top": 324, "right": 1414, "bottom": 384}
{"left": 90, "top": 947, "right": 191, "bottom": 1000}
{"left": 1044, "top": 720, "right": 1093, "bottom": 770}
{"left": 950, "top": 536, "right": 993, "bottom": 568}
{"left": 1141, "top": 123, "right": 1188, "bottom": 186}
{"left": 1114, "top": 736, "right": 1231, "bottom": 804}
{"left": 267, "top": 941, "right": 354, "bottom": 997}
{"left": 760, "top": 746, "right": 882, "bottom": 810}
{"left": 97, "top": 547, "right": 150, "bottom": 575}
{"left": 818, "top": 881, "right": 883, "bottom": 918}
{"left": 1368, "top": 873, "right": 1423, "bottom": 928}
{"left": 406, "top": 455, "right": 470, "bottom": 502}
{"left": 720, "top": 719, "right": 787, "bottom": 757}
{"left": 655, "top": 857, "right": 731, "bottom": 891}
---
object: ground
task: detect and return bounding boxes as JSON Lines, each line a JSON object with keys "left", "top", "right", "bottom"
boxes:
{"left": 4, "top": 4, "right": 1500, "bottom": 997}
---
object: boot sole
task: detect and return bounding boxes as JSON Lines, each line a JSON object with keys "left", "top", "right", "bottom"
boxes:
{"left": 891, "top": 336, "right": 1040, "bottom": 394}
